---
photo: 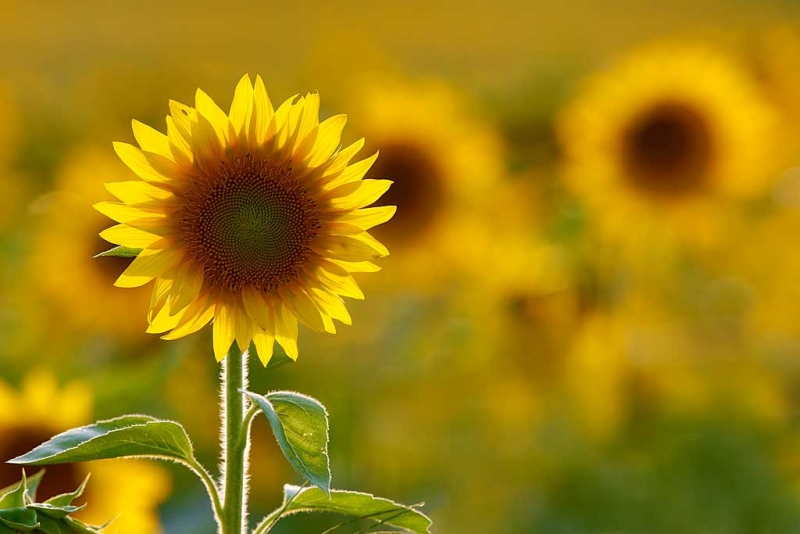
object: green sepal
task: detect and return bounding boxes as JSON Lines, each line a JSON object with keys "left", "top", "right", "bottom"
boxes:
{"left": 35, "top": 514, "right": 68, "bottom": 534}
{"left": 0, "top": 507, "right": 39, "bottom": 531}
{"left": 0, "top": 480, "right": 25, "bottom": 509}
{"left": 8, "top": 415, "right": 196, "bottom": 466}
{"left": 28, "top": 503, "right": 86, "bottom": 521}
{"left": 63, "top": 517, "right": 106, "bottom": 533}
{"left": 43, "top": 476, "right": 89, "bottom": 509}
{"left": 260, "top": 484, "right": 432, "bottom": 533}
{"left": 23, "top": 472, "right": 45, "bottom": 504}
{"left": 93, "top": 246, "right": 142, "bottom": 259}
{"left": 246, "top": 391, "right": 330, "bottom": 494}
{"left": 0, "top": 473, "right": 104, "bottom": 533}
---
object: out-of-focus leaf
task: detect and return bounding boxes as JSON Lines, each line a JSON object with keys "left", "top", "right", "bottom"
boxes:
{"left": 246, "top": 391, "right": 330, "bottom": 494}
{"left": 262, "top": 485, "right": 432, "bottom": 533}
{"left": 8, "top": 415, "right": 195, "bottom": 466}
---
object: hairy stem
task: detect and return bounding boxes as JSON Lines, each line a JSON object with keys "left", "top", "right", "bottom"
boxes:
{"left": 221, "top": 343, "right": 249, "bottom": 534}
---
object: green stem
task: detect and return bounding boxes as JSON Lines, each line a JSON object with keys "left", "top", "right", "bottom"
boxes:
{"left": 186, "top": 459, "right": 224, "bottom": 525}
{"left": 221, "top": 342, "right": 249, "bottom": 534}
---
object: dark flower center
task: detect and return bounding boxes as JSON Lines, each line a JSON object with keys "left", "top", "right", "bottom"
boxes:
{"left": 623, "top": 102, "right": 712, "bottom": 197}
{"left": 180, "top": 156, "right": 320, "bottom": 292}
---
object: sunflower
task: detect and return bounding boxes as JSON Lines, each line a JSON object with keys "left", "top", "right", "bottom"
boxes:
{"left": 30, "top": 146, "right": 151, "bottom": 339}
{"left": 97, "top": 75, "right": 393, "bottom": 363}
{"left": 343, "top": 74, "right": 506, "bottom": 290}
{"left": 558, "top": 42, "right": 779, "bottom": 246}
{"left": 0, "top": 370, "right": 170, "bottom": 533}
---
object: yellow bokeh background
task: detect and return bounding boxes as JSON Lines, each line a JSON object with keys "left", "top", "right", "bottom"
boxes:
{"left": 4, "top": 1, "right": 800, "bottom": 532}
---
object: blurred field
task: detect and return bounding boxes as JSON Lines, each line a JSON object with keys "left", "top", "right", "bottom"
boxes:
{"left": 4, "top": 1, "right": 800, "bottom": 532}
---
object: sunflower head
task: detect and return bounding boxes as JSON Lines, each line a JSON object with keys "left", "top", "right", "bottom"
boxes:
{"left": 96, "top": 75, "right": 394, "bottom": 364}
{"left": 559, "top": 42, "right": 778, "bottom": 212}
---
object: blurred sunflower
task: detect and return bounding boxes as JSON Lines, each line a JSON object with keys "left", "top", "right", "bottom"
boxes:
{"left": 345, "top": 74, "right": 506, "bottom": 291}
{"left": 0, "top": 370, "right": 170, "bottom": 533}
{"left": 29, "top": 146, "right": 151, "bottom": 339}
{"left": 98, "top": 75, "right": 392, "bottom": 363}
{"left": 558, "top": 42, "right": 779, "bottom": 247}
{"left": 454, "top": 179, "right": 577, "bottom": 382}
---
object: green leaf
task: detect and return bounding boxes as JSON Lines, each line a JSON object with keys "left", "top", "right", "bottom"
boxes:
{"left": 8, "top": 415, "right": 195, "bottom": 466}
{"left": 0, "top": 507, "right": 38, "bottom": 530}
{"left": 93, "top": 246, "right": 142, "bottom": 258}
{"left": 246, "top": 391, "right": 330, "bottom": 494}
{"left": 263, "top": 485, "right": 432, "bottom": 533}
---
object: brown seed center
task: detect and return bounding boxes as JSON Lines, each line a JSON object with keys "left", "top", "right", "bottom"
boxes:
{"left": 180, "top": 156, "right": 320, "bottom": 292}
{"left": 623, "top": 102, "right": 712, "bottom": 197}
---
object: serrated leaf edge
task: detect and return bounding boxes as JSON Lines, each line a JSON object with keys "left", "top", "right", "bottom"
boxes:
{"left": 246, "top": 390, "right": 331, "bottom": 495}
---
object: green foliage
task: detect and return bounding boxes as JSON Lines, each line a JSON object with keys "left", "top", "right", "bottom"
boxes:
{"left": 92, "top": 246, "right": 142, "bottom": 258}
{"left": 0, "top": 471, "right": 104, "bottom": 533}
{"left": 8, "top": 415, "right": 195, "bottom": 466}
{"left": 246, "top": 391, "right": 330, "bottom": 494}
{"left": 260, "top": 484, "right": 432, "bottom": 533}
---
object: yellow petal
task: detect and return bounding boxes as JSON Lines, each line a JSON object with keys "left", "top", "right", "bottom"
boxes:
{"left": 308, "top": 266, "right": 364, "bottom": 300}
{"left": 323, "top": 138, "right": 365, "bottom": 178}
{"left": 213, "top": 301, "right": 236, "bottom": 361}
{"left": 324, "top": 222, "right": 365, "bottom": 236}
{"left": 330, "top": 260, "right": 382, "bottom": 273}
{"left": 100, "top": 223, "right": 166, "bottom": 248}
{"left": 148, "top": 277, "right": 172, "bottom": 321}
{"left": 305, "top": 114, "right": 347, "bottom": 167}
{"left": 333, "top": 206, "right": 396, "bottom": 230}
{"left": 251, "top": 75, "right": 275, "bottom": 145}
{"left": 307, "top": 285, "right": 352, "bottom": 326}
{"left": 273, "top": 94, "right": 299, "bottom": 150}
{"left": 312, "top": 234, "right": 389, "bottom": 262}
{"left": 323, "top": 179, "right": 392, "bottom": 211}
{"left": 115, "top": 248, "right": 182, "bottom": 288}
{"left": 241, "top": 286, "right": 271, "bottom": 330}
{"left": 168, "top": 261, "right": 205, "bottom": 314}
{"left": 274, "top": 303, "right": 299, "bottom": 360}
{"left": 295, "top": 92, "right": 320, "bottom": 147}
{"left": 132, "top": 120, "right": 172, "bottom": 159}
{"left": 230, "top": 74, "right": 254, "bottom": 140}
{"left": 234, "top": 302, "right": 253, "bottom": 352}
{"left": 278, "top": 286, "right": 326, "bottom": 333}
{"left": 169, "top": 100, "right": 196, "bottom": 141}
{"left": 105, "top": 181, "right": 172, "bottom": 204}
{"left": 167, "top": 116, "right": 194, "bottom": 167}
{"left": 252, "top": 325, "right": 276, "bottom": 366}
{"left": 147, "top": 301, "right": 181, "bottom": 334}
{"left": 322, "top": 150, "right": 378, "bottom": 189}
{"left": 191, "top": 113, "right": 224, "bottom": 168}
{"left": 196, "top": 88, "right": 232, "bottom": 144}
{"left": 162, "top": 293, "right": 215, "bottom": 340}
{"left": 94, "top": 202, "right": 163, "bottom": 224}
{"left": 113, "top": 142, "right": 180, "bottom": 188}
